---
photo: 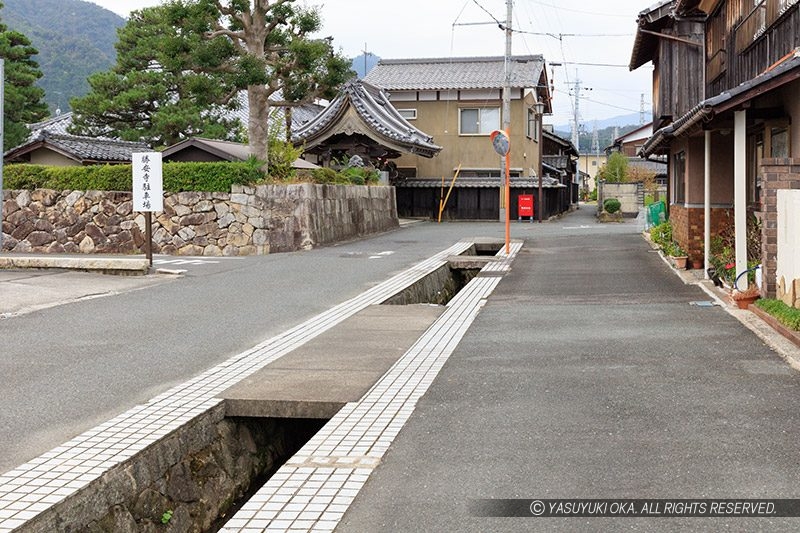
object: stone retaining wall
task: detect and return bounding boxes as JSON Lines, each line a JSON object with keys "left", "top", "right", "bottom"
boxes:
{"left": 19, "top": 405, "right": 323, "bottom": 533}
{"left": 1, "top": 184, "right": 398, "bottom": 256}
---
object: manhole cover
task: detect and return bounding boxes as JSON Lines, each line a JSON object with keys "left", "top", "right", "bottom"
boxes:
{"left": 689, "top": 301, "right": 717, "bottom": 307}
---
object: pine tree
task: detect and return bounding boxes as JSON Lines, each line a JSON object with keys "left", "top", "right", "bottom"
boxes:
{"left": 70, "top": 5, "right": 244, "bottom": 147}
{"left": 164, "top": 0, "right": 353, "bottom": 161}
{"left": 0, "top": 1, "right": 48, "bottom": 151}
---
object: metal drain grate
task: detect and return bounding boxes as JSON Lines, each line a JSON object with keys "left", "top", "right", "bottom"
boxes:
{"left": 689, "top": 301, "right": 718, "bottom": 307}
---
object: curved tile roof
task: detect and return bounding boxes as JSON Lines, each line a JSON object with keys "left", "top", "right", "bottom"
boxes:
{"left": 292, "top": 79, "right": 442, "bottom": 158}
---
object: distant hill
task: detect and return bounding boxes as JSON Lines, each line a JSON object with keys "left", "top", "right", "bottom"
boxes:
{"left": 351, "top": 53, "right": 380, "bottom": 79}
{"left": 553, "top": 113, "right": 643, "bottom": 133}
{"left": 2, "top": 0, "right": 125, "bottom": 114}
{"left": 554, "top": 121, "right": 642, "bottom": 153}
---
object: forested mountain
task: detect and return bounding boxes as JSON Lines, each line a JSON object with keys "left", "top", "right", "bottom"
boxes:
{"left": 2, "top": 0, "right": 124, "bottom": 113}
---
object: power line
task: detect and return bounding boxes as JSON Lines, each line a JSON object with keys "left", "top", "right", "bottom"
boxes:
{"left": 582, "top": 97, "right": 643, "bottom": 113}
{"left": 560, "top": 61, "right": 630, "bottom": 68}
{"left": 471, "top": 0, "right": 504, "bottom": 27}
{"left": 514, "top": 29, "right": 634, "bottom": 38}
{"left": 525, "top": 0, "right": 633, "bottom": 18}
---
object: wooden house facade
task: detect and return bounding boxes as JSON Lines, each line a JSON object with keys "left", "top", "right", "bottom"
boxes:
{"left": 631, "top": 0, "right": 800, "bottom": 297}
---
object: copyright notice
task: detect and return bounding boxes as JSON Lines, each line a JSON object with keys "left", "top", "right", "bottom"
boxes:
{"left": 469, "top": 499, "right": 798, "bottom": 518}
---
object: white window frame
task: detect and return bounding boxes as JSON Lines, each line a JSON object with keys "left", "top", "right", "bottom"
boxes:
{"left": 398, "top": 108, "right": 417, "bottom": 120}
{"left": 459, "top": 107, "right": 500, "bottom": 136}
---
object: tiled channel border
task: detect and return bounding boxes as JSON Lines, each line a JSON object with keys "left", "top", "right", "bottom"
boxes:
{"left": 0, "top": 240, "right": 520, "bottom": 532}
{"left": 0, "top": 241, "right": 469, "bottom": 531}
{"left": 219, "top": 242, "right": 522, "bottom": 532}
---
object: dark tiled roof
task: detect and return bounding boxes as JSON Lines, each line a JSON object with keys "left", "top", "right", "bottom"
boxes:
{"left": 161, "top": 136, "right": 320, "bottom": 168}
{"left": 161, "top": 137, "right": 252, "bottom": 162}
{"left": 364, "top": 55, "right": 545, "bottom": 91}
{"left": 27, "top": 112, "right": 75, "bottom": 138}
{"left": 5, "top": 131, "right": 150, "bottom": 163}
{"left": 397, "top": 175, "right": 565, "bottom": 189}
{"left": 292, "top": 79, "right": 442, "bottom": 158}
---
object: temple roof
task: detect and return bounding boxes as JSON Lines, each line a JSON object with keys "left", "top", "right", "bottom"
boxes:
{"left": 292, "top": 79, "right": 442, "bottom": 159}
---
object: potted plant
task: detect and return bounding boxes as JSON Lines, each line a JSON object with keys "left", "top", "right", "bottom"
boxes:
{"left": 667, "top": 242, "right": 688, "bottom": 269}
{"left": 730, "top": 285, "right": 761, "bottom": 309}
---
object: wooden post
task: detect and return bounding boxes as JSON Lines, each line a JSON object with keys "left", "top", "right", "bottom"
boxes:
{"left": 144, "top": 211, "right": 153, "bottom": 267}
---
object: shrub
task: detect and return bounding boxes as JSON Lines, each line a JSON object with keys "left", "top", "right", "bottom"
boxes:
{"left": 309, "top": 166, "right": 379, "bottom": 185}
{"left": 755, "top": 299, "right": 800, "bottom": 331}
{"left": 268, "top": 139, "right": 302, "bottom": 181}
{"left": 4, "top": 162, "right": 267, "bottom": 192}
{"left": 603, "top": 198, "right": 621, "bottom": 214}
{"left": 649, "top": 221, "right": 672, "bottom": 248}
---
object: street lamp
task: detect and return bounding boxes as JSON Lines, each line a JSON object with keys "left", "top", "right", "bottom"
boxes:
{"left": 534, "top": 98, "right": 545, "bottom": 223}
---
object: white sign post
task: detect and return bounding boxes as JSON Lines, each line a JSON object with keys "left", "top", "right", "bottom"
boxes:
{"left": 132, "top": 152, "right": 163, "bottom": 266}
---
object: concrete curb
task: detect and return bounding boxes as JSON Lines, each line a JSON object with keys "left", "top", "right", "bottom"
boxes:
{"left": 644, "top": 232, "right": 800, "bottom": 370}
{"left": 0, "top": 255, "right": 149, "bottom": 275}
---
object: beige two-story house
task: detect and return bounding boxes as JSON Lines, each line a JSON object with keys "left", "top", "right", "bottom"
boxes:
{"left": 364, "top": 56, "right": 568, "bottom": 220}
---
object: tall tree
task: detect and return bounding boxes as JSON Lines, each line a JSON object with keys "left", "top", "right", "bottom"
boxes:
{"left": 0, "top": 1, "right": 48, "bottom": 151}
{"left": 165, "top": 0, "right": 353, "bottom": 160}
{"left": 70, "top": 5, "right": 243, "bottom": 146}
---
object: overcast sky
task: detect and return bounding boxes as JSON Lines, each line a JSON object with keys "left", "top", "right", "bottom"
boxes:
{"left": 86, "top": 0, "right": 654, "bottom": 130}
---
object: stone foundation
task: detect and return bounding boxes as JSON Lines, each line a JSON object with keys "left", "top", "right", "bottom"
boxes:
{"left": 2, "top": 184, "right": 399, "bottom": 256}
{"left": 18, "top": 405, "right": 324, "bottom": 533}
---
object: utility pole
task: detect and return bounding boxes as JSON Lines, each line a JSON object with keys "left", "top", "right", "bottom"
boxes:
{"left": 501, "top": 0, "right": 512, "bottom": 250}
{"left": 572, "top": 76, "right": 581, "bottom": 149}
{"left": 361, "top": 43, "right": 370, "bottom": 78}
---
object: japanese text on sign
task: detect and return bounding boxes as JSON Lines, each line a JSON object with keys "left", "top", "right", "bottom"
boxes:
{"left": 132, "top": 152, "right": 163, "bottom": 212}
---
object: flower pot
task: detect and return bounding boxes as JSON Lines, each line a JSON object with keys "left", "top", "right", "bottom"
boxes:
{"left": 672, "top": 256, "right": 688, "bottom": 269}
{"left": 690, "top": 259, "right": 704, "bottom": 270}
{"left": 733, "top": 295, "right": 759, "bottom": 309}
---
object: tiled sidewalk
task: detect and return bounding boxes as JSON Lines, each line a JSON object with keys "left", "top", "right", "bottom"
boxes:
{"left": 220, "top": 242, "right": 522, "bottom": 532}
{"left": 0, "top": 241, "right": 475, "bottom": 532}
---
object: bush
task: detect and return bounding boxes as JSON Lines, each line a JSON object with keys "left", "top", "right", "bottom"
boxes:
{"left": 755, "top": 299, "right": 800, "bottom": 331}
{"left": 603, "top": 198, "right": 621, "bottom": 214}
{"left": 268, "top": 139, "right": 302, "bottom": 181}
{"left": 4, "top": 161, "right": 267, "bottom": 192}
{"left": 309, "top": 166, "right": 379, "bottom": 186}
{"left": 649, "top": 221, "right": 672, "bottom": 248}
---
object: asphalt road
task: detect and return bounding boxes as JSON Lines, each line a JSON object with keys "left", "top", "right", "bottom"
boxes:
{"left": 338, "top": 209, "right": 800, "bottom": 532}
{"left": 0, "top": 214, "right": 622, "bottom": 475}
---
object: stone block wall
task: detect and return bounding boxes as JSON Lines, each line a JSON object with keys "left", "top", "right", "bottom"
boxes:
{"left": 20, "top": 405, "right": 323, "bottom": 533}
{"left": 762, "top": 158, "right": 800, "bottom": 300}
{"left": 1, "top": 184, "right": 399, "bottom": 256}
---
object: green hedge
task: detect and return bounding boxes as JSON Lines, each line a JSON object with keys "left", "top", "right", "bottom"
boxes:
{"left": 3, "top": 161, "right": 383, "bottom": 192}
{"left": 755, "top": 299, "right": 800, "bottom": 331}
{"left": 3, "top": 162, "right": 266, "bottom": 193}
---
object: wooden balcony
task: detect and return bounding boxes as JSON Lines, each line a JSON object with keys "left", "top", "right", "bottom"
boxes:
{"left": 735, "top": 1, "right": 767, "bottom": 54}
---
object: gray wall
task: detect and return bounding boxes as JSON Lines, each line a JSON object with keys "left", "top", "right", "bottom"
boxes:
{"left": 1, "top": 184, "right": 399, "bottom": 256}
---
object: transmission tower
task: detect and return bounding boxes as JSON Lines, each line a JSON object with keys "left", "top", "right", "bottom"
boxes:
{"left": 640, "top": 93, "right": 646, "bottom": 125}
{"left": 566, "top": 73, "right": 591, "bottom": 150}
